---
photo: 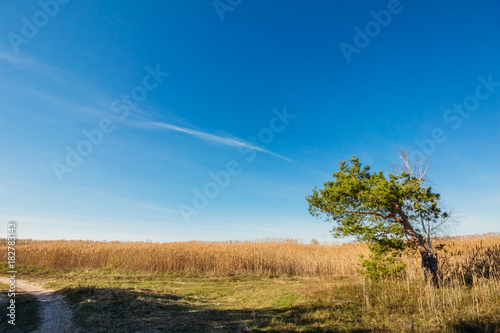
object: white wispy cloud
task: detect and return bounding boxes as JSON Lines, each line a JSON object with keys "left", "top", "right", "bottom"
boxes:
{"left": 0, "top": 51, "right": 36, "bottom": 66}
{"left": 144, "top": 121, "right": 291, "bottom": 161}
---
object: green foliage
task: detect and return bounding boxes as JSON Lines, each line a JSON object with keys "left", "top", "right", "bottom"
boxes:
{"left": 306, "top": 155, "right": 450, "bottom": 284}
{"left": 306, "top": 155, "right": 444, "bottom": 245}
{"left": 360, "top": 241, "right": 407, "bottom": 281}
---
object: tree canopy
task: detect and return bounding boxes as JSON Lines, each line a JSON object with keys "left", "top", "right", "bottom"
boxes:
{"left": 306, "top": 155, "right": 451, "bottom": 285}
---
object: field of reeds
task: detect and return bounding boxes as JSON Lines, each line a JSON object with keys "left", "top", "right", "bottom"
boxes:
{"left": 2, "top": 233, "right": 500, "bottom": 280}
{"left": 2, "top": 234, "right": 500, "bottom": 332}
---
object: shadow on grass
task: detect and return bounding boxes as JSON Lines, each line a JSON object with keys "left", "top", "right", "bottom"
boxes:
{"left": 447, "top": 318, "right": 500, "bottom": 333}
{"left": 61, "top": 286, "right": 500, "bottom": 333}
{"left": 60, "top": 286, "right": 371, "bottom": 333}
{"left": 0, "top": 290, "right": 41, "bottom": 333}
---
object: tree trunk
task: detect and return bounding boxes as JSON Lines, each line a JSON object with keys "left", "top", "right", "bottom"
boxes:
{"left": 420, "top": 250, "right": 439, "bottom": 287}
{"left": 397, "top": 210, "right": 440, "bottom": 287}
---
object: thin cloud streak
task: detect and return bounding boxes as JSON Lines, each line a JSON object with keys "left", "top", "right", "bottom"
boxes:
{"left": 0, "top": 51, "right": 36, "bottom": 66}
{"left": 147, "top": 121, "right": 291, "bottom": 161}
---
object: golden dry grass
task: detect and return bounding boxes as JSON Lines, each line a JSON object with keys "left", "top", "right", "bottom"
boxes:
{"left": 1, "top": 233, "right": 500, "bottom": 331}
{"left": 1, "top": 238, "right": 366, "bottom": 276}
{"left": 2, "top": 233, "right": 499, "bottom": 279}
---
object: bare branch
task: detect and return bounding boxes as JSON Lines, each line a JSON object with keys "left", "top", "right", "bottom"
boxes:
{"left": 397, "top": 148, "right": 430, "bottom": 180}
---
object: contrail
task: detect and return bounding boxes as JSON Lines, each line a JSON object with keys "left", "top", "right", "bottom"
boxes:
{"left": 148, "top": 121, "right": 291, "bottom": 161}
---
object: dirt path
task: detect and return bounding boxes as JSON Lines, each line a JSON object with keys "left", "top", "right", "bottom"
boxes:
{"left": 16, "top": 280, "right": 76, "bottom": 333}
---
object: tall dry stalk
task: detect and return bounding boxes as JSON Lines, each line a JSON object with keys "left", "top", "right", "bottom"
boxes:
{"left": 1, "top": 234, "right": 499, "bottom": 279}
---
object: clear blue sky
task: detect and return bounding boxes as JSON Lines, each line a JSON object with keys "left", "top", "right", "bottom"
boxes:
{"left": 1, "top": 0, "right": 499, "bottom": 242}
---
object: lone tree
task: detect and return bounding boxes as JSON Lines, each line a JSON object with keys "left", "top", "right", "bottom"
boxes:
{"left": 306, "top": 153, "right": 452, "bottom": 286}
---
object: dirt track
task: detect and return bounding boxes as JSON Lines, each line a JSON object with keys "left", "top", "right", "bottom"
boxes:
{"left": 15, "top": 280, "right": 76, "bottom": 333}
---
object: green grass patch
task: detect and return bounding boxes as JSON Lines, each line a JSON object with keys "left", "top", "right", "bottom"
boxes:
{"left": 2, "top": 263, "right": 500, "bottom": 332}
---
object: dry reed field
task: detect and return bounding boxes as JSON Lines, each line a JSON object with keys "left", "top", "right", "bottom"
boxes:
{"left": 1, "top": 238, "right": 366, "bottom": 276}
{"left": 2, "top": 234, "right": 500, "bottom": 332}
{"left": 2, "top": 233, "right": 499, "bottom": 279}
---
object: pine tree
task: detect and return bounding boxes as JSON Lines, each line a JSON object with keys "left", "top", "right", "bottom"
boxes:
{"left": 306, "top": 154, "right": 452, "bottom": 287}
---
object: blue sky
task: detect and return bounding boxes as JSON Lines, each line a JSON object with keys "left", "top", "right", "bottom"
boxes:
{"left": 1, "top": 0, "right": 499, "bottom": 242}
